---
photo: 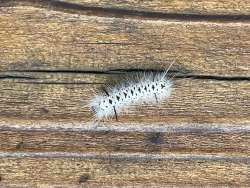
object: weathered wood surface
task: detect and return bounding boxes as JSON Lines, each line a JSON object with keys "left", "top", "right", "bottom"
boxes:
{"left": 3, "top": 0, "right": 250, "bottom": 16}
{"left": 0, "top": 128, "right": 249, "bottom": 156}
{"left": 0, "top": 74, "right": 250, "bottom": 124}
{"left": 54, "top": 0, "right": 250, "bottom": 16}
{"left": 1, "top": 6, "right": 250, "bottom": 76}
{"left": 0, "top": 1, "right": 249, "bottom": 187}
{"left": 0, "top": 154, "right": 249, "bottom": 187}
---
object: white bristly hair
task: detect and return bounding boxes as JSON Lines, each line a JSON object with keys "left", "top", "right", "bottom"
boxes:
{"left": 89, "top": 68, "right": 173, "bottom": 121}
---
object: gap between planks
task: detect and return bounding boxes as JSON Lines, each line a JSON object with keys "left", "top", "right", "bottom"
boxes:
{"left": 0, "top": 152, "right": 249, "bottom": 162}
{"left": 1, "top": 119, "right": 249, "bottom": 133}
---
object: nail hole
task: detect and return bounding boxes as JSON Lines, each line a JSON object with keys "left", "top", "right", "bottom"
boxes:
{"left": 16, "top": 141, "right": 24, "bottom": 149}
{"left": 149, "top": 132, "right": 163, "bottom": 145}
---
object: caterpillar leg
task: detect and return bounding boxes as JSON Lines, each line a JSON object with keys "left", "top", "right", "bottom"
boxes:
{"left": 113, "top": 106, "right": 118, "bottom": 121}
{"left": 102, "top": 87, "right": 110, "bottom": 96}
{"left": 154, "top": 93, "right": 158, "bottom": 103}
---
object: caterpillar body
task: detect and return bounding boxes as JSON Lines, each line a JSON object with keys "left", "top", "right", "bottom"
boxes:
{"left": 90, "top": 71, "right": 173, "bottom": 120}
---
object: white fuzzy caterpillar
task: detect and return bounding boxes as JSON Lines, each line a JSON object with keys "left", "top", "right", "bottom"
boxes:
{"left": 90, "top": 70, "right": 173, "bottom": 120}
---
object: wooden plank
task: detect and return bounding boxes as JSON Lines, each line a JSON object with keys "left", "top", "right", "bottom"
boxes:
{"left": 60, "top": 0, "right": 250, "bottom": 16}
{"left": 0, "top": 128, "right": 249, "bottom": 156}
{"left": 0, "top": 153, "right": 249, "bottom": 187}
{"left": 0, "top": 6, "right": 250, "bottom": 76}
{"left": 0, "top": 73, "right": 249, "bottom": 124}
{"left": 0, "top": 3, "right": 249, "bottom": 188}
{"left": 68, "top": 0, "right": 250, "bottom": 16}
{"left": 3, "top": 0, "right": 250, "bottom": 16}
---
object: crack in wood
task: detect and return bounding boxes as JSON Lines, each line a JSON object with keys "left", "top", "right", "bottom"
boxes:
{"left": 0, "top": 75, "right": 36, "bottom": 80}
{"left": 1, "top": 69, "right": 249, "bottom": 83}
{"left": 14, "top": 81, "right": 104, "bottom": 85}
{"left": 2, "top": 0, "right": 250, "bottom": 23}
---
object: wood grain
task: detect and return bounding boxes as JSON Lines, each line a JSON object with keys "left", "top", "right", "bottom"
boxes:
{"left": 0, "top": 128, "right": 249, "bottom": 156}
{"left": 0, "top": 154, "right": 249, "bottom": 187}
{"left": 0, "top": 73, "right": 249, "bottom": 124}
{"left": 0, "top": 1, "right": 249, "bottom": 187}
{"left": 3, "top": 0, "right": 250, "bottom": 16}
{"left": 59, "top": 0, "right": 250, "bottom": 16}
{"left": 0, "top": 6, "right": 250, "bottom": 76}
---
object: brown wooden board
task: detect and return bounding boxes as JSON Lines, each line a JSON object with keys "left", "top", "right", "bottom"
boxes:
{"left": 0, "top": 154, "right": 249, "bottom": 187}
{"left": 0, "top": 128, "right": 249, "bottom": 156}
{"left": 59, "top": 0, "right": 250, "bottom": 16}
{"left": 0, "top": 6, "right": 250, "bottom": 76}
{"left": 0, "top": 75, "right": 249, "bottom": 124}
{"left": 2, "top": 0, "right": 250, "bottom": 16}
{"left": 0, "top": 1, "right": 249, "bottom": 187}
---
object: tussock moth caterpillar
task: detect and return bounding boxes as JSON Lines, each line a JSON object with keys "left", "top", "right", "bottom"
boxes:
{"left": 90, "top": 65, "right": 174, "bottom": 121}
